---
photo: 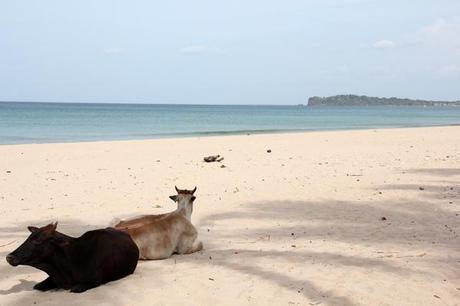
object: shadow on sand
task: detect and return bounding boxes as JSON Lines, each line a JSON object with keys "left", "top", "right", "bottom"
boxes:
{"left": 188, "top": 196, "right": 457, "bottom": 303}
{"left": 406, "top": 168, "right": 460, "bottom": 177}
{"left": 180, "top": 169, "right": 459, "bottom": 305}
{"left": 0, "top": 279, "right": 35, "bottom": 295}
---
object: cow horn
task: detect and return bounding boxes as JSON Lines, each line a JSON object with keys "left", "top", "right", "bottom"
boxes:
{"left": 192, "top": 186, "right": 197, "bottom": 194}
{"left": 175, "top": 186, "right": 180, "bottom": 193}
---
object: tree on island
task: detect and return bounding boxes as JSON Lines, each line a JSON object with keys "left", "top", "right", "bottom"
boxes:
{"left": 307, "top": 95, "right": 460, "bottom": 106}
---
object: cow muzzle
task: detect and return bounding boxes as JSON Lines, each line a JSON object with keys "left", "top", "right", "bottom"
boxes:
{"left": 6, "top": 254, "right": 20, "bottom": 266}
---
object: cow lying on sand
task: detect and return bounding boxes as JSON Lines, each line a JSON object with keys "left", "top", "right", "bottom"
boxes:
{"left": 6, "top": 222, "right": 139, "bottom": 293}
{"left": 115, "top": 186, "right": 202, "bottom": 260}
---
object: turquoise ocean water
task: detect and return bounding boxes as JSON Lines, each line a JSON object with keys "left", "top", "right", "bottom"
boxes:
{"left": 0, "top": 102, "right": 459, "bottom": 145}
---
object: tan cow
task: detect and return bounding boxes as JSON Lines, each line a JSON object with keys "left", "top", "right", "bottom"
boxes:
{"left": 114, "top": 187, "right": 203, "bottom": 260}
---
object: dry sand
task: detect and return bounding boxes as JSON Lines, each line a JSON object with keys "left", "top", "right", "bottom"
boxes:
{"left": 0, "top": 126, "right": 459, "bottom": 306}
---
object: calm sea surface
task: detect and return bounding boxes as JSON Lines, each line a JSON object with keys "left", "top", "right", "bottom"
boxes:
{"left": 1, "top": 102, "right": 459, "bottom": 144}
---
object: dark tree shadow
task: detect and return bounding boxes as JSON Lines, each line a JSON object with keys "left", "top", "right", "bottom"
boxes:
{"left": 198, "top": 199, "right": 459, "bottom": 250}
{"left": 406, "top": 168, "right": 460, "bottom": 177}
{"left": 378, "top": 167, "right": 459, "bottom": 200}
{"left": 173, "top": 189, "right": 459, "bottom": 304}
{"left": 199, "top": 166, "right": 459, "bottom": 303}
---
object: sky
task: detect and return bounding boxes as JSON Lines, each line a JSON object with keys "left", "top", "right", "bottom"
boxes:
{"left": 1, "top": 0, "right": 460, "bottom": 104}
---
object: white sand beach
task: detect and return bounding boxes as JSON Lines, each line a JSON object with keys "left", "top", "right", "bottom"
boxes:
{"left": 0, "top": 126, "right": 459, "bottom": 306}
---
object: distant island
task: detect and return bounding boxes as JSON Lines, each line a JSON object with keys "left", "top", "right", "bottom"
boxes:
{"left": 307, "top": 95, "right": 460, "bottom": 107}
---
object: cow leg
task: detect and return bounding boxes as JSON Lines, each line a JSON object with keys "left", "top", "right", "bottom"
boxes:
{"left": 177, "top": 233, "right": 203, "bottom": 255}
{"left": 176, "top": 233, "right": 194, "bottom": 254}
{"left": 34, "top": 277, "right": 57, "bottom": 291}
{"left": 70, "top": 280, "right": 100, "bottom": 293}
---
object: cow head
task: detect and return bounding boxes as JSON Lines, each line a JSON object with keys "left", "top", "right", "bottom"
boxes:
{"left": 169, "top": 186, "right": 197, "bottom": 210}
{"left": 6, "top": 222, "right": 64, "bottom": 267}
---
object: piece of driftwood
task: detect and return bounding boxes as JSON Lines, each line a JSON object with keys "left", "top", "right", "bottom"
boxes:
{"left": 204, "top": 155, "right": 224, "bottom": 163}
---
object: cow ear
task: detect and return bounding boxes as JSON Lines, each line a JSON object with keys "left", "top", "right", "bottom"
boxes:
{"left": 28, "top": 226, "right": 39, "bottom": 233}
{"left": 191, "top": 196, "right": 196, "bottom": 202}
{"left": 169, "top": 195, "right": 178, "bottom": 202}
{"left": 42, "top": 222, "right": 57, "bottom": 233}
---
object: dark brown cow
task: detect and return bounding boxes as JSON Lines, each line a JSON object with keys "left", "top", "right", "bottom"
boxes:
{"left": 6, "top": 222, "right": 139, "bottom": 293}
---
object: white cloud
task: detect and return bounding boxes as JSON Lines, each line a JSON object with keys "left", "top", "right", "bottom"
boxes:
{"left": 105, "top": 47, "right": 123, "bottom": 54}
{"left": 420, "top": 18, "right": 448, "bottom": 35}
{"left": 372, "top": 40, "right": 395, "bottom": 49}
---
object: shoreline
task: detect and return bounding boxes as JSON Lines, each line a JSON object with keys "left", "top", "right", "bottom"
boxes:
{"left": 1, "top": 123, "right": 460, "bottom": 146}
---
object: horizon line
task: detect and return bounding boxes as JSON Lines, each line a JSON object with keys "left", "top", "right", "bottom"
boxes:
{"left": 0, "top": 100, "right": 304, "bottom": 106}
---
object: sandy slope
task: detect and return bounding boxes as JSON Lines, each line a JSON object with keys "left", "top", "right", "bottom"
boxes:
{"left": 0, "top": 126, "right": 459, "bottom": 306}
